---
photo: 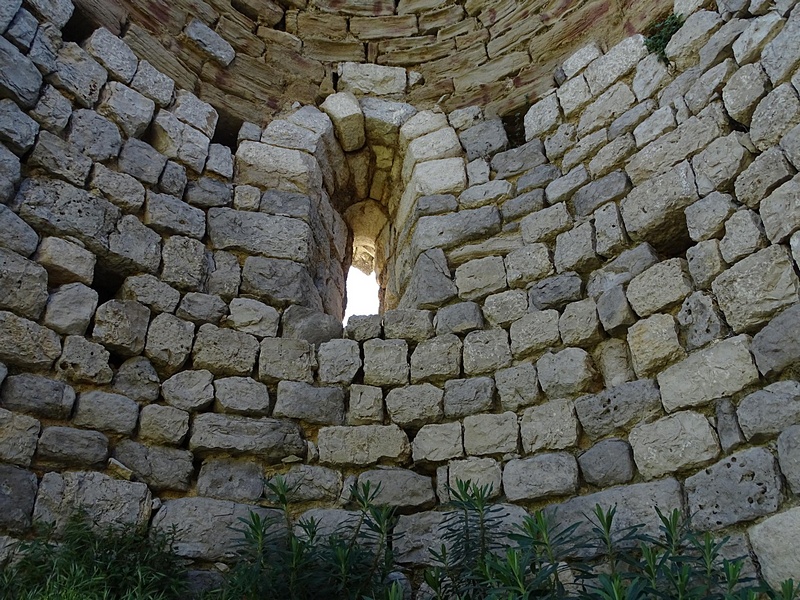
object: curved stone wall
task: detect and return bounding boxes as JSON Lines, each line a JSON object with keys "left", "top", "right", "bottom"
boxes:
{"left": 2, "top": 0, "right": 800, "bottom": 593}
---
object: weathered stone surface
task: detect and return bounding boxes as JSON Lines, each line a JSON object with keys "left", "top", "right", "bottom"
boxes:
{"left": 315, "top": 339, "right": 360, "bottom": 384}
{"left": 574, "top": 379, "right": 661, "bottom": 440}
{"left": 0, "top": 409, "right": 40, "bottom": 468}
{"left": 750, "top": 83, "right": 800, "bottom": 152}
{"left": 760, "top": 175, "right": 800, "bottom": 245}
{"left": 363, "top": 338, "right": 409, "bottom": 386}
{"left": 749, "top": 507, "right": 800, "bottom": 591}
{"left": 393, "top": 510, "right": 448, "bottom": 566}
{"left": 627, "top": 313, "right": 686, "bottom": 378}
{"left": 196, "top": 459, "right": 264, "bottom": 502}
{"left": 278, "top": 465, "right": 342, "bottom": 502}
{"left": 434, "top": 301, "right": 483, "bottom": 336}
{"left": 274, "top": 381, "right": 345, "bottom": 425}
{"left": 383, "top": 309, "right": 433, "bottom": 342}
{"left": 737, "top": 381, "right": 800, "bottom": 441}
{"left": 347, "top": 385, "right": 383, "bottom": 426}
{"left": 579, "top": 439, "right": 634, "bottom": 487}
{"left": 115, "top": 441, "right": 193, "bottom": 492}
{"left": 463, "top": 412, "right": 518, "bottom": 456}
{"left": 208, "top": 208, "right": 312, "bottom": 263}
{"left": 175, "top": 293, "right": 227, "bottom": 325}
{"left": 537, "top": 348, "right": 597, "bottom": 400}
{"left": 495, "top": 363, "right": 541, "bottom": 412}
{"left": 685, "top": 191, "right": 735, "bottom": 242}
{"left": 162, "top": 370, "right": 215, "bottom": 412}
{"left": 443, "top": 376, "right": 493, "bottom": 418}
{"left": 212, "top": 377, "right": 269, "bottom": 417}
{"left": 398, "top": 248, "right": 458, "bottom": 310}
{"left": 173, "top": 90, "right": 218, "bottom": 138}
{"left": 778, "top": 425, "right": 800, "bottom": 494}
{"left": 723, "top": 62, "right": 770, "bottom": 126}
{"left": 686, "top": 447, "right": 781, "bottom": 530}
{"left": 0, "top": 311, "right": 60, "bottom": 370}
{"left": 719, "top": 209, "right": 766, "bottom": 264}
{"left": 412, "top": 206, "right": 501, "bottom": 254}
{"left": 751, "top": 304, "right": 800, "bottom": 377}
{"left": 139, "top": 404, "right": 189, "bottom": 446}
{"left": 553, "top": 222, "right": 599, "bottom": 274}
{"left": 677, "top": 291, "right": 728, "bottom": 351}
{"left": 483, "top": 290, "right": 528, "bottom": 328}
{"left": 0, "top": 248, "right": 48, "bottom": 320}
{"left": 34, "top": 471, "right": 149, "bottom": 537}
{"left": 225, "top": 298, "right": 279, "bottom": 339}
{"left": 151, "top": 110, "right": 210, "bottom": 174}
{"left": 73, "top": 391, "right": 139, "bottom": 435}
{"left": 56, "top": 335, "right": 112, "bottom": 384}
{"left": 242, "top": 256, "right": 322, "bottom": 311}
{"left": 520, "top": 203, "right": 573, "bottom": 245}
{"left": 346, "top": 315, "right": 383, "bottom": 341}
{"left": 520, "top": 398, "right": 579, "bottom": 453}
{"left": 192, "top": 324, "right": 259, "bottom": 377}
{"left": 504, "top": 244, "right": 552, "bottom": 289}
{"left": 596, "top": 285, "right": 636, "bottom": 333}
{"left": 0, "top": 99, "right": 39, "bottom": 154}
{"left": 259, "top": 338, "right": 316, "bottom": 384}
{"left": 36, "top": 427, "right": 108, "bottom": 467}
{"left": 412, "top": 421, "right": 462, "bottom": 463}
{"left": 504, "top": 453, "right": 578, "bottom": 501}
{"left": 144, "top": 191, "right": 205, "bottom": 239}
{"left": 0, "top": 464, "right": 37, "bottom": 532}
{"left": 448, "top": 457, "right": 502, "bottom": 498}
{"left": 463, "top": 329, "right": 511, "bottom": 375}
{"left": 112, "top": 357, "right": 159, "bottom": 404}
{"left": 318, "top": 424, "right": 410, "bottom": 466}
{"left": 358, "top": 468, "right": 435, "bottom": 509}
{"left": 524, "top": 93, "right": 560, "bottom": 140}
{"left": 190, "top": 414, "right": 305, "bottom": 461}
{"left": 529, "top": 272, "right": 583, "bottom": 311}
{"left": 686, "top": 239, "right": 726, "bottom": 290}
{"left": 713, "top": 245, "right": 799, "bottom": 333}
{"left": 630, "top": 411, "right": 719, "bottom": 479}
{"left": 152, "top": 498, "right": 278, "bottom": 562}
{"left": 0, "top": 36, "right": 42, "bottom": 108}
{"left": 410, "top": 334, "right": 461, "bottom": 383}
{"left": 626, "top": 258, "right": 692, "bottom": 318}
{"left": 593, "top": 338, "right": 635, "bottom": 388}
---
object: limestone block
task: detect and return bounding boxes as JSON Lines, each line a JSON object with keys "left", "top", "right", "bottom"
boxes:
{"left": 594, "top": 202, "right": 627, "bottom": 258}
{"left": 749, "top": 508, "right": 800, "bottom": 591}
{"left": 278, "top": 465, "right": 342, "bottom": 502}
{"left": 684, "top": 58, "right": 736, "bottom": 115}
{"left": 578, "top": 439, "right": 634, "bottom": 487}
{"left": 73, "top": 390, "right": 137, "bottom": 435}
{"left": 346, "top": 315, "right": 383, "bottom": 341}
{"left": 722, "top": 62, "right": 769, "bottom": 127}
{"left": 482, "top": 290, "right": 527, "bottom": 328}
{"left": 400, "top": 110, "right": 448, "bottom": 146}
{"left": 348, "top": 385, "right": 383, "bottom": 425}
{"left": 413, "top": 421, "right": 463, "bottom": 463}
{"left": 626, "top": 258, "right": 692, "bottom": 318}
{"left": 455, "top": 256, "right": 506, "bottom": 301}
{"left": 36, "top": 427, "right": 108, "bottom": 468}
{"left": 760, "top": 4, "right": 800, "bottom": 85}
{"left": 0, "top": 464, "right": 37, "bottom": 533}
{"left": 116, "top": 139, "right": 167, "bottom": 185}
{"left": 630, "top": 411, "right": 719, "bottom": 479}
{"left": 113, "top": 442, "right": 192, "bottom": 492}
{"left": 738, "top": 381, "right": 800, "bottom": 441}
{"left": 593, "top": 338, "right": 635, "bottom": 388}
{"left": 627, "top": 314, "right": 686, "bottom": 378}
{"left": 213, "top": 377, "right": 269, "bottom": 417}
{"left": 320, "top": 92, "right": 365, "bottom": 151}
{"left": 558, "top": 299, "right": 602, "bottom": 348}
{"left": 524, "top": 93, "right": 560, "bottom": 141}
{"left": 172, "top": 90, "right": 218, "bottom": 138}
{"left": 751, "top": 304, "right": 800, "bottom": 376}
{"left": 458, "top": 119, "right": 507, "bottom": 162}
{"left": 28, "top": 130, "right": 91, "bottom": 188}
{"left": 56, "top": 335, "right": 112, "bottom": 384}
{"left": 90, "top": 166, "right": 145, "bottom": 216}
{"left": 563, "top": 129, "right": 607, "bottom": 172}
{"left": 0, "top": 409, "right": 39, "bottom": 468}
{"left": 529, "top": 272, "right": 583, "bottom": 311}
{"left": 664, "top": 10, "right": 722, "bottom": 70}
{"left": 463, "top": 329, "right": 512, "bottom": 375}
{"left": 161, "top": 370, "right": 215, "bottom": 412}
{"left": 0, "top": 98, "right": 38, "bottom": 154}
{"left": 318, "top": 424, "right": 410, "bottom": 466}
{"left": 463, "top": 412, "right": 518, "bottom": 456}
{"left": 633, "top": 53, "right": 671, "bottom": 102}
{"left": 159, "top": 236, "right": 205, "bottom": 292}
{"left": 544, "top": 123, "right": 576, "bottom": 161}
{"left": 317, "top": 339, "right": 361, "bottom": 384}
{"left": 358, "top": 469, "right": 435, "bottom": 510}
{"left": 557, "top": 74, "right": 592, "bottom": 117}
{"left": 504, "top": 244, "right": 553, "bottom": 288}
{"left": 713, "top": 245, "right": 799, "bottom": 333}
{"left": 92, "top": 300, "right": 150, "bottom": 357}
{"left": 444, "top": 377, "right": 493, "bottom": 418}
{"left": 686, "top": 447, "right": 781, "bottom": 530}
{"left": 0, "top": 248, "right": 48, "bottom": 321}
{"left": 719, "top": 209, "right": 767, "bottom": 263}
{"left": 752, "top": 84, "right": 800, "bottom": 157}
{"left": 504, "top": 453, "right": 578, "bottom": 501}
{"left": 144, "top": 191, "right": 205, "bottom": 240}
{"left": 139, "top": 404, "right": 189, "bottom": 446}
{"left": 274, "top": 381, "right": 345, "bottom": 425}
{"left": 83, "top": 27, "right": 137, "bottom": 83}
{"left": 0, "top": 373, "right": 73, "bottom": 421}
{"left": 584, "top": 35, "right": 646, "bottom": 95}
{"left": 520, "top": 398, "right": 579, "bottom": 454}
{"left": 685, "top": 191, "right": 735, "bottom": 242}
{"left": 520, "top": 203, "right": 573, "bottom": 244}
{"left": 686, "top": 239, "right": 726, "bottom": 290}
{"left": 546, "top": 166, "right": 590, "bottom": 206}
{"left": 241, "top": 257, "right": 322, "bottom": 311}
{"left": 677, "top": 291, "right": 728, "bottom": 350}
{"left": 491, "top": 139, "right": 547, "bottom": 179}
{"left": 97, "top": 82, "right": 154, "bottom": 139}
{"left": 341, "top": 63, "right": 407, "bottom": 96}
{"left": 235, "top": 141, "right": 323, "bottom": 200}
{"left": 190, "top": 414, "right": 305, "bottom": 461}
{"left": 620, "top": 161, "right": 699, "bottom": 251}
{"left": 448, "top": 457, "right": 502, "bottom": 498}
{"left": 596, "top": 285, "right": 637, "bottom": 333}
{"left": 507, "top": 310, "right": 559, "bottom": 358}
{"left": 735, "top": 147, "right": 795, "bottom": 210}
{"left": 658, "top": 334, "right": 759, "bottom": 412}
{"left": 554, "top": 221, "right": 599, "bottom": 274}
{"left": 760, "top": 175, "right": 800, "bottom": 244}
{"left": 151, "top": 110, "right": 211, "bottom": 174}
{"left": 412, "top": 206, "right": 501, "bottom": 254}
{"left": 360, "top": 97, "right": 416, "bottom": 147}
{"left": 458, "top": 180, "right": 513, "bottom": 210}
{"left": 385, "top": 383, "right": 443, "bottom": 428}
{"left": 113, "top": 357, "right": 159, "bottom": 404}
{"left": 117, "top": 276, "right": 178, "bottom": 315}
{"left": 411, "top": 334, "right": 461, "bottom": 383}
{"left": 716, "top": 397, "right": 745, "bottom": 454}
{"left": 783, "top": 123, "right": 800, "bottom": 170}
{"left": 398, "top": 248, "right": 458, "bottom": 310}
{"left": 160, "top": 159, "right": 186, "bottom": 198}
{"left": 185, "top": 19, "right": 235, "bottom": 66}
{"left": 51, "top": 42, "right": 107, "bottom": 108}
{"left": 778, "top": 425, "right": 800, "bottom": 494}
{"left": 363, "top": 339, "right": 408, "bottom": 386}
{"left": 0, "top": 0, "right": 22, "bottom": 34}
{"left": 609, "top": 101, "right": 655, "bottom": 141}
{"left": 574, "top": 379, "right": 662, "bottom": 439}
{"left": 466, "top": 159, "right": 490, "bottom": 186}
{"left": 692, "top": 133, "right": 752, "bottom": 197}
{"left": 434, "top": 301, "right": 484, "bottom": 335}
{"left": 258, "top": 338, "right": 316, "bottom": 384}
{"left": 578, "top": 83, "right": 636, "bottom": 136}
{"left": 383, "top": 309, "right": 434, "bottom": 342}
{"left": 571, "top": 170, "right": 631, "bottom": 218}
{"left": 42, "top": 283, "right": 97, "bottom": 336}
{"left": 130, "top": 59, "right": 174, "bottom": 107}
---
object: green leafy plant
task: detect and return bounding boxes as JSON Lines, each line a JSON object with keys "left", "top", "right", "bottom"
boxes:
{"left": 644, "top": 13, "right": 684, "bottom": 63}
{"left": 0, "top": 515, "right": 187, "bottom": 600}
{"left": 210, "top": 476, "right": 401, "bottom": 600}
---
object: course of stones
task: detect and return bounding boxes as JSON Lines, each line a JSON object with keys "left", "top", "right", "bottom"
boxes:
{"left": 1, "top": 0, "right": 800, "bottom": 592}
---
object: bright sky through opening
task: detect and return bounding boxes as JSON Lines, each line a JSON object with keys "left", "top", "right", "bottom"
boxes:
{"left": 343, "top": 268, "right": 380, "bottom": 324}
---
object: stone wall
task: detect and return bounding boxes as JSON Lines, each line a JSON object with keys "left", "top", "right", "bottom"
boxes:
{"left": 2, "top": 0, "right": 800, "bottom": 593}
{"left": 70, "top": 0, "right": 672, "bottom": 127}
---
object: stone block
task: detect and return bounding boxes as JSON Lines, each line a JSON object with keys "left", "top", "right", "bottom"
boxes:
{"left": 520, "top": 398, "right": 579, "bottom": 453}
{"left": 92, "top": 300, "right": 150, "bottom": 357}
{"left": 113, "top": 357, "right": 159, "bottom": 404}
{"left": 463, "top": 329, "right": 511, "bottom": 375}
{"left": 318, "top": 424, "right": 410, "bottom": 466}
{"left": 0, "top": 311, "right": 60, "bottom": 370}
{"left": 412, "top": 206, "right": 501, "bottom": 254}
{"left": 346, "top": 314, "right": 383, "bottom": 341}
{"left": 258, "top": 338, "right": 316, "bottom": 384}
{"left": 347, "top": 384, "right": 383, "bottom": 425}
{"left": 383, "top": 309, "right": 434, "bottom": 342}
{"left": 384, "top": 383, "right": 442, "bottom": 429}
{"left": 459, "top": 118, "right": 507, "bottom": 162}
{"left": 448, "top": 457, "right": 502, "bottom": 498}
{"left": 504, "top": 244, "right": 553, "bottom": 289}
{"left": 0, "top": 464, "right": 37, "bottom": 533}
{"left": 626, "top": 258, "right": 692, "bottom": 318}
{"left": 722, "top": 62, "right": 770, "bottom": 127}
{"left": 578, "top": 83, "right": 636, "bottom": 136}
{"left": 0, "top": 248, "right": 48, "bottom": 320}
{"left": 584, "top": 35, "right": 647, "bottom": 95}
{"left": 358, "top": 468, "right": 435, "bottom": 510}
{"left": 504, "top": 453, "right": 578, "bottom": 501}
{"left": 190, "top": 414, "right": 305, "bottom": 461}
{"left": 186, "top": 177, "right": 232, "bottom": 209}
{"left": 214, "top": 377, "right": 270, "bottom": 417}
{"left": 0, "top": 98, "right": 39, "bottom": 154}
{"left": 749, "top": 508, "right": 800, "bottom": 591}
{"left": 494, "top": 363, "right": 541, "bottom": 412}
{"left": 592, "top": 338, "right": 635, "bottom": 388}
{"left": 278, "top": 465, "right": 342, "bottom": 502}
{"left": 443, "top": 377, "right": 493, "bottom": 418}
{"left": 677, "top": 291, "right": 728, "bottom": 350}
{"left": 579, "top": 439, "right": 634, "bottom": 487}
{"left": 97, "top": 82, "right": 154, "bottom": 138}
{"left": 192, "top": 324, "right": 258, "bottom": 377}
{"left": 412, "top": 421, "right": 462, "bottom": 463}
{"left": 73, "top": 391, "right": 139, "bottom": 435}
{"left": 363, "top": 338, "right": 409, "bottom": 386}
{"left": 114, "top": 441, "right": 193, "bottom": 492}
{"left": 750, "top": 83, "right": 800, "bottom": 152}
{"left": 42, "top": 283, "right": 98, "bottom": 336}
{"left": 760, "top": 175, "right": 800, "bottom": 244}
{"left": 463, "top": 412, "right": 518, "bottom": 455}
{"left": 0, "top": 409, "right": 40, "bottom": 468}
{"left": 760, "top": 4, "right": 800, "bottom": 85}
{"left": 529, "top": 272, "right": 583, "bottom": 311}
{"left": 51, "top": 42, "right": 108, "bottom": 108}
{"left": 483, "top": 290, "right": 527, "bottom": 328}
{"left": 411, "top": 334, "right": 461, "bottom": 383}
{"left": 719, "top": 209, "right": 767, "bottom": 263}
{"left": 241, "top": 257, "right": 322, "bottom": 311}
{"left": 738, "top": 381, "right": 800, "bottom": 441}
{"left": 596, "top": 285, "right": 636, "bottom": 333}
{"left": 571, "top": 171, "right": 631, "bottom": 218}
{"left": 37, "top": 427, "right": 108, "bottom": 467}
{"left": 144, "top": 191, "right": 205, "bottom": 239}
{"left": 139, "top": 404, "right": 189, "bottom": 446}
{"left": 685, "top": 191, "right": 735, "bottom": 242}
{"left": 558, "top": 299, "right": 602, "bottom": 347}
{"left": 574, "top": 379, "right": 661, "bottom": 440}
{"left": 316, "top": 339, "right": 360, "bottom": 384}
{"left": 0, "top": 36, "right": 41, "bottom": 108}
{"left": 320, "top": 92, "right": 365, "bottom": 151}
{"left": 686, "top": 239, "right": 726, "bottom": 290}
{"left": 630, "top": 411, "right": 719, "bottom": 479}
{"left": 274, "top": 381, "right": 345, "bottom": 425}
{"left": 434, "top": 301, "right": 483, "bottom": 335}
{"left": 524, "top": 93, "right": 560, "bottom": 140}
{"left": 778, "top": 425, "right": 800, "bottom": 494}
{"left": 55, "top": 335, "right": 112, "bottom": 384}
{"left": 490, "top": 139, "right": 547, "bottom": 179}
{"left": 751, "top": 304, "right": 800, "bottom": 377}
{"left": 162, "top": 370, "right": 214, "bottom": 412}
{"left": 692, "top": 133, "right": 752, "bottom": 197}
{"left": 627, "top": 313, "right": 686, "bottom": 378}
{"left": 686, "top": 447, "right": 781, "bottom": 530}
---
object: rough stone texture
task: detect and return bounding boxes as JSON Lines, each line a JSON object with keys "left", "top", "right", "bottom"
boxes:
{"left": 778, "top": 425, "right": 800, "bottom": 494}
{"left": 412, "top": 421, "right": 463, "bottom": 463}
{"left": 139, "top": 404, "right": 189, "bottom": 446}
{"left": 197, "top": 460, "right": 264, "bottom": 502}
{"left": 258, "top": 338, "right": 316, "bottom": 384}
{"left": 737, "top": 381, "right": 800, "bottom": 441}
{"left": 214, "top": 377, "right": 270, "bottom": 416}
{"left": 443, "top": 377, "right": 493, "bottom": 418}
{"left": 363, "top": 339, "right": 409, "bottom": 386}
{"left": 0, "top": 248, "right": 48, "bottom": 320}
{"left": 36, "top": 427, "right": 108, "bottom": 467}
{"left": 463, "top": 412, "right": 518, "bottom": 455}
{"left": 520, "top": 398, "right": 579, "bottom": 453}
{"left": 274, "top": 381, "right": 345, "bottom": 425}
{"left": 749, "top": 508, "right": 800, "bottom": 591}
{"left": 145, "top": 313, "right": 194, "bottom": 375}
{"left": 578, "top": 439, "right": 634, "bottom": 487}
{"left": 712, "top": 245, "right": 799, "bottom": 333}
{"left": 750, "top": 304, "right": 800, "bottom": 377}
{"left": 686, "top": 447, "right": 781, "bottom": 530}
{"left": 677, "top": 292, "right": 728, "bottom": 351}
{"left": 113, "top": 357, "right": 159, "bottom": 404}
{"left": 318, "top": 424, "right": 410, "bottom": 466}
{"left": 463, "top": 329, "right": 512, "bottom": 375}
{"left": 56, "top": 336, "right": 113, "bottom": 384}
{"left": 448, "top": 457, "right": 502, "bottom": 498}
{"left": 73, "top": 391, "right": 139, "bottom": 435}
{"left": 0, "top": 409, "right": 40, "bottom": 468}
{"left": 115, "top": 441, "right": 193, "bottom": 492}
{"left": 503, "top": 453, "right": 579, "bottom": 501}
{"left": 92, "top": 300, "right": 150, "bottom": 357}
{"left": 190, "top": 414, "right": 305, "bottom": 461}
{"left": 162, "top": 370, "right": 215, "bottom": 412}
{"left": 317, "top": 339, "right": 361, "bottom": 384}
{"left": 574, "top": 379, "right": 662, "bottom": 440}
{"left": 629, "top": 411, "right": 720, "bottom": 479}
{"left": 626, "top": 258, "right": 692, "bottom": 318}
{"left": 750, "top": 83, "right": 800, "bottom": 152}
{"left": 348, "top": 385, "right": 383, "bottom": 425}
{"left": 495, "top": 363, "right": 541, "bottom": 411}
{"left": 537, "top": 348, "right": 597, "bottom": 400}
{"left": 760, "top": 175, "right": 800, "bottom": 244}
{"left": 192, "top": 324, "right": 259, "bottom": 377}
{"left": 358, "top": 468, "right": 435, "bottom": 509}
{"left": 0, "top": 464, "right": 37, "bottom": 533}
{"left": 410, "top": 334, "right": 461, "bottom": 383}
{"left": 627, "top": 313, "right": 686, "bottom": 378}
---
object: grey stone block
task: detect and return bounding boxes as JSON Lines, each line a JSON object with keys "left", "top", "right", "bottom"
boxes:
{"left": 0, "top": 408, "right": 40, "bottom": 468}
{"left": 537, "top": 348, "right": 598, "bottom": 400}
{"left": 444, "top": 377, "right": 493, "bottom": 418}
{"left": 0, "top": 464, "right": 37, "bottom": 533}
{"left": 190, "top": 414, "right": 305, "bottom": 461}
{"left": 750, "top": 304, "right": 800, "bottom": 377}
{"left": 574, "top": 379, "right": 661, "bottom": 440}
{"left": 73, "top": 391, "right": 139, "bottom": 435}
{"left": 738, "top": 381, "right": 800, "bottom": 442}
{"left": 113, "top": 357, "right": 159, "bottom": 404}
{"left": 37, "top": 426, "right": 108, "bottom": 467}
{"left": 114, "top": 441, "right": 193, "bottom": 492}
{"left": 504, "top": 453, "right": 579, "bottom": 501}
{"left": 92, "top": 299, "right": 150, "bottom": 357}
{"left": 0, "top": 373, "right": 75, "bottom": 420}
{"left": 139, "top": 404, "right": 189, "bottom": 446}
{"left": 274, "top": 381, "right": 345, "bottom": 425}
{"left": 162, "top": 370, "right": 215, "bottom": 412}
{"left": 198, "top": 459, "right": 264, "bottom": 502}
{"left": 578, "top": 439, "right": 634, "bottom": 487}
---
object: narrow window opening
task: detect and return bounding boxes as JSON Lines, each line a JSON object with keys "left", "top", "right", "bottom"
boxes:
{"left": 211, "top": 110, "right": 243, "bottom": 152}
{"left": 61, "top": 5, "right": 98, "bottom": 44}
{"left": 344, "top": 267, "right": 380, "bottom": 324}
{"left": 501, "top": 110, "right": 527, "bottom": 149}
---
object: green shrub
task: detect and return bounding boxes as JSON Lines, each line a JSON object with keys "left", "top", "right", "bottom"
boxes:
{"left": 0, "top": 515, "right": 187, "bottom": 600}
{"left": 644, "top": 14, "right": 684, "bottom": 63}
